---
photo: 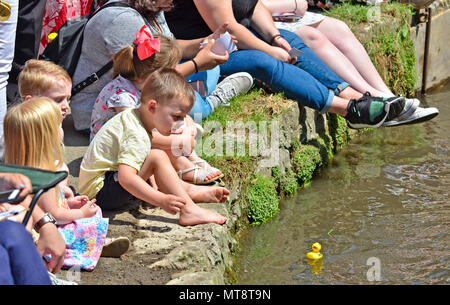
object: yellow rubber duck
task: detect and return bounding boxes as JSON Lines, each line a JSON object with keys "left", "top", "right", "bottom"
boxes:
{"left": 306, "top": 242, "right": 323, "bottom": 260}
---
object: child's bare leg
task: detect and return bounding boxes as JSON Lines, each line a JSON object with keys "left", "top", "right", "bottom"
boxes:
{"left": 139, "top": 149, "right": 227, "bottom": 226}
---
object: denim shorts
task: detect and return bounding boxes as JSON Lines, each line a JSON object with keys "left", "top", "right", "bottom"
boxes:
{"left": 95, "top": 171, "right": 134, "bottom": 211}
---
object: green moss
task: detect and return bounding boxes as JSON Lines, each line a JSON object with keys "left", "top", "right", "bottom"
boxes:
{"left": 272, "top": 166, "right": 299, "bottom": 197}
{"left": 327, "top": 113, "right": 349, "bottom": 149}
{"left": 246, "top": 174, "right": 279, "bottom": 225}
{"left": 292, "top": 145, "right": 322, "bottom": 186}
{"left": 309, "top": 135, "right": 334, "bottom": 167}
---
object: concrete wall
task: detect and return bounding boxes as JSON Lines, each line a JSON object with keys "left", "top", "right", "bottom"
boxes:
{"left": 410, "top": 1, "right": 450, "bottom": 91}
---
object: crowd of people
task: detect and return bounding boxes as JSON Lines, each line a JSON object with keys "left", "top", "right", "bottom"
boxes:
{"left": 0, "top": 0, "right": 439, "bottom": 284}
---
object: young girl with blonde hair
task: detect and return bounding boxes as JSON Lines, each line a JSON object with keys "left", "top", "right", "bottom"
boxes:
{"left": 91, "top": 25, "right": 223, "bottom": 185}
{"left": 4, "top": 97, "right": 128, "bottom": 270}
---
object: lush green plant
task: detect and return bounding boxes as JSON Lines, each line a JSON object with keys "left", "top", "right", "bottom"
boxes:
{"left": 292, "top": 145, "right": 322, "bottom": 186}
{"left": 246, "top": 174, "right": 279, "bottom": 225}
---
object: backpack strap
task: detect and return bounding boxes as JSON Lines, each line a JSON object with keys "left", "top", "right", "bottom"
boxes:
{"left": 71, "top": 0, "right": 135, "bottom": 97}
{"left": 71, "top": 60, "right": 113, "bottom": 96}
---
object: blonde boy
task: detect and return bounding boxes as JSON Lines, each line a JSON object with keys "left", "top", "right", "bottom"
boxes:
{"left": 79, "top": 68, "right": 229, "bottom": 226}
{"left": 18, "top": 59, "right": 71, "bottom": 120}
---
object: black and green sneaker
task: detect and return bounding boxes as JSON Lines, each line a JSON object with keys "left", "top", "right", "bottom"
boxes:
{"left": 345, "top": 93, "right": 405, "bottom": 129}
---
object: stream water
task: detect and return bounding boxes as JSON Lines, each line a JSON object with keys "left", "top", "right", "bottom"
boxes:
{"left": 236, "top": 84, "right": 450, "bottom": 285}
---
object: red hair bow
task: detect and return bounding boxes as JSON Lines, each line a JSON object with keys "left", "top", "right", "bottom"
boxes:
{"left": 133, "top": 25, "right": 161, "bottom": 60}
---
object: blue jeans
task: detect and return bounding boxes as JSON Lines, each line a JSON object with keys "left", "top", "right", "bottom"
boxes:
{"left": 181, "top": 63, "right": 221, "bottom": 121}
{"left": 220, "top": 28, "right": 349, "bottom": 113}
{"left": 0, "top": 220, "right": 51, "bottom": 285}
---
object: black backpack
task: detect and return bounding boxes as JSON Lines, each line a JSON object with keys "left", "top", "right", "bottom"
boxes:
{"left": 39, "top": 0, "right": 132, "bottom": 97}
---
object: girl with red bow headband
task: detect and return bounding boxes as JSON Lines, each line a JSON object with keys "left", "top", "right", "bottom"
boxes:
{"left": 91, "top": 26, "right": 224, "bottom": 185}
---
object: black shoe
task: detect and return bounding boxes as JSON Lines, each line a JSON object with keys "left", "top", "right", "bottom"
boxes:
{"left": 345, "top": 93, "right": 406, "bottom": 129}
{"left": 378, "top": 96, "right": 406, "bottom": 122}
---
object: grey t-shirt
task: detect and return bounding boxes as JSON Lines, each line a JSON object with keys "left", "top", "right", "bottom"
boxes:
{"left": 71, "top": 0, "right": 173, "bottom": 130}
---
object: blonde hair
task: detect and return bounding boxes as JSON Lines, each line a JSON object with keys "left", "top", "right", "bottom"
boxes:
{"left": 112, "top": 36, "right": 182, "bottom": 81}
{"left": 4, "top": 97, "right": 64, "bottom": 171}
{"left": 18, "top": 59, "right": 71, "bottom": 98}
{"left": 140, "top": 68, "right": 195, "bottom": 107}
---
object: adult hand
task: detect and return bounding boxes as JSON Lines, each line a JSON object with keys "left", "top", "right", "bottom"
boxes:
{"left": 0, "top": 173, "right": 33, "bottom": 202}
{"left": 161, "top": 194, "right": 186, "bottom": 215}
{"left": 36, "top": 223, "right": 66, "bottom": 274}
{"left": 206, "top": 21, "right": 238, "bottom": 45}
{"left": 194, "top": 38, "right": 229, "bottom": 71}
{"left": 271, "top": 36, "right": 297, "bottom": 64}
{"left": 294, "top": 0, "right": 308, "bottom": 17}
{"left": 268, "top": 45, "right": 292, "bottom": 63}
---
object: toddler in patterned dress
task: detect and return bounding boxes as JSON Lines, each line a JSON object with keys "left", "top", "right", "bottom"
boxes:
{"left": 4, "top": 97, "right": 128, "bottom": 271}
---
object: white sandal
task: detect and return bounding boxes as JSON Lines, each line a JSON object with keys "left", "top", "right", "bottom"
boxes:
{"left": 192, "top": 160, "right": 224, "bottom": 180}
{"left": 177, "top": 165, "right": 222, "bottom": 185}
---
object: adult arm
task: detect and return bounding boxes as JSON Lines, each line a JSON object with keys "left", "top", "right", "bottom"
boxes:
{"left": 33, "top": 205, "right": 66, "bottom": 274}
{"left": 193, "top": 0, "right": 291, "bottom": 62}
{"left": 174, "top": 24, "right": 231, "bottom": 78}
{"left": 250, "top": 0, "right": 297, "bottom": 63}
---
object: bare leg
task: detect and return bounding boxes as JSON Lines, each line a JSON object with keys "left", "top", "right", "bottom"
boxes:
{"left": 296, "top": 24, "right": 388, "bottom": 97}
{"left": 339, "top": 87, "right": 363, "bottom": 101}
{"left": 139, "top": 149, "right": 227, "bottom": 226}
{"left": 312, "top": 18, "right": 394, "bottom": 96}
{"left": 327, "top": 96, "right": 350, "bottom": 117}
{"left": 180, "top": 180, "right": 230, "bottom": 203}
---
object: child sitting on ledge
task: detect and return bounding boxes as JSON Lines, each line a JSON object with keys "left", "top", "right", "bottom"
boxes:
{"left": 79, "top": 68, "right": 229, "bottom": 226}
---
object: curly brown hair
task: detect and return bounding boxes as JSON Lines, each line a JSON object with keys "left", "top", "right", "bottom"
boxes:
{"left": 127, "top": 0, "right": 173, "bottom": 21}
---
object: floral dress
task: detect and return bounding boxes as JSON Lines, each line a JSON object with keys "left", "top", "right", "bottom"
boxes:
{"left": 90, "top": 75, "right": 141, "bottom": 142}
{"left": 55, "top": 186, "right": 109, "bottom": 271}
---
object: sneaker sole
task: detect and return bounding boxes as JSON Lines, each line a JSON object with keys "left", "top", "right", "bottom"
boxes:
{"left": 383, "top": 107, "right": 439, "bottom": 127}
{"left": 101, "top": 237, "right": 130, "bottom": 258}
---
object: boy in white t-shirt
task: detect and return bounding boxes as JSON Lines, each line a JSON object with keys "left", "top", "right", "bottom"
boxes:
{"left": 79, "top": 69, "right": 229, "bottom": 226}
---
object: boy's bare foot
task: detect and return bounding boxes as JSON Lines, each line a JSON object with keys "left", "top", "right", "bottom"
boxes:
{"left": 186, "top": 184, "right": 230, "bottom": 203}
{"left": 179, "top": 203, "right": 227, "bottom": 226}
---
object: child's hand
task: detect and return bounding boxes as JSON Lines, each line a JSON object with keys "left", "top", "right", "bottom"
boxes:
{"left": 67, "top": 195, "right": 90, "bottom": 209}
{"left": 172, "top": 133, "right": 195, "bottom": 156}
{"left": 80, "top": 199, "right": 98, "bottom": 218}
{"left": 160, "top": 194, "right": 186, "bottom": 215}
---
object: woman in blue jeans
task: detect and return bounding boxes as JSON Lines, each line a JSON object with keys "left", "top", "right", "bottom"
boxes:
{"left": 164, "top": 0, "right": 436, "bottom": 128}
